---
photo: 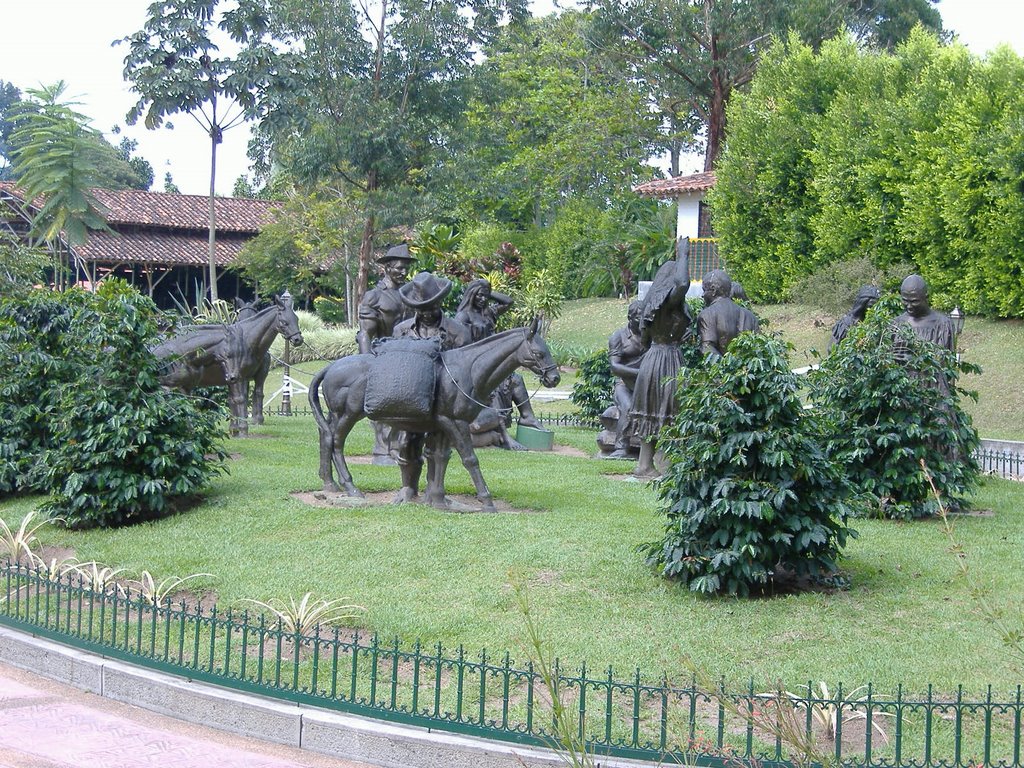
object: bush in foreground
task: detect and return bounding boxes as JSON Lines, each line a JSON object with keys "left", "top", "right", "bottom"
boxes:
{"left": 0, "top": 281, "right": 227, "bottom": 528}
{"left": 642, "top": 333, "right": 857, "bottom": 596}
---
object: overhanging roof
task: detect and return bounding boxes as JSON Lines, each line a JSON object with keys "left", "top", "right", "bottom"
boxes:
{"left": 633, "top": 171, "right": 717, "bottom": 198}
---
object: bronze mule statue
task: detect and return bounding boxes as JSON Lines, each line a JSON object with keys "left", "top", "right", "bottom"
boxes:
{"left": 233, "top": 298, "right": 274, "bottom": 425}
{"left": 153, "top": 322, "right": 245, "bottom": 392}
{"left": 158, "top": 296, "right": 303, "bottom": 436}
{"left": 308, "top": 317, "right": 560, "bottom": 512}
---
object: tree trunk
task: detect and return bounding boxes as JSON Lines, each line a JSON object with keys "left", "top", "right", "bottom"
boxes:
{"left": 208, "top": 129, "right": 219, "bottom": 303}
{"left": 356, "top": 212, "right": 375, "bottom": 309}
{"left": 705, "top": 70, "right": 729, "bottom": 172}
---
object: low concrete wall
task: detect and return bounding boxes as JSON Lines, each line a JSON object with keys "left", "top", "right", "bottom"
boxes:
{"left": 0, "top": 625, "right": 657, "bottom": 768}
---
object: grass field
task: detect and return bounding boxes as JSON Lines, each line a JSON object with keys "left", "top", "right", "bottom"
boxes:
{"left": 4, "top": 410, "right": 1024, "bottom": 695}
{"left": 3, "top": 298, "right": 1022, "bottom": 696}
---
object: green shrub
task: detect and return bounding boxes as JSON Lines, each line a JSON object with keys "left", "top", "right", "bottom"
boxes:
{"left": 570, "top": 350, "right": 613, "bottom": 419}
{"left": 641, "top": 333, "right": 857, "bottom": 596}
{"left": 313, "top": 296, "right": 348, "bottom": 325}
{"left": 0, "top": 281, "right": 227, "bottom": 528}
{"left": 269, "top": 324, "right": 358, "bottom": 365}
{"left": 808, "top": 296, "right": 980, "bottom": 519}
{"left": 788, "top": 257, "right": 913, "bottom": 316}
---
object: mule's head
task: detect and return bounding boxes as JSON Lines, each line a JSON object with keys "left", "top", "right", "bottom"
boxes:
{"left": 235, "top": 297, "right": 258, "bottom": 320}
{"left": 213, "top": 325, "right": 245, "bottom": 383}
{"left": 522, "top": 315, "right": 560, "bottom": 388}
{"left": 274, "top": 295, "right": 304, "bottom": 346}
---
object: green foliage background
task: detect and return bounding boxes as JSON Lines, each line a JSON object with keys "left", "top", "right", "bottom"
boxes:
{"left": 712, "top": 31, "right": 1024, "bottom": 317}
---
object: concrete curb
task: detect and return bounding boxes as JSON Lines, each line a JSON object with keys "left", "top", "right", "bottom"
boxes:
{"left": 0, "top": 625, "right": 658, "bottom": 768}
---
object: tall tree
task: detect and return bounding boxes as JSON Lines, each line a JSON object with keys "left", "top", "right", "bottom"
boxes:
{"left": 8, "top": 82, "right": 113, "bottom": 268}
{"left": 591, "top": 0, "right": 943, "bottom": 171}
{"left": 250, "top": 0, "right": 527, "bottom": 306}
{"left": 119, "top": 0, "right": 273, "bottom": 302}
{"left": 443, "top": 11, "right": 663, "bottom": 228}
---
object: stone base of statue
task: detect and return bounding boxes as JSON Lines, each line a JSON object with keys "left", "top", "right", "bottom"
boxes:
{"left": 595, "top": 405, "right": 641, "bottom": 459}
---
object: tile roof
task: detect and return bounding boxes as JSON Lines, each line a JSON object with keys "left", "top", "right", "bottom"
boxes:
{"left": 632, "top": 171, "right": 717, "bottom": 198}
{"left": 0, "top": 182, "right": 276, "bottom": 233}
{"left": 75, "top": 230, "right": 250, "bottom": 267}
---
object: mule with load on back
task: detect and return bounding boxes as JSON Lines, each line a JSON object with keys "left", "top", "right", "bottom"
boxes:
{"left": 309, "top": 316, "right": 560, "bottom": 512}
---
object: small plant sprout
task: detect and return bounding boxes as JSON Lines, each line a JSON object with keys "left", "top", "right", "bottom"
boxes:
{"left": 242, "top": 593, "right": 364, "bottom": 636}
{"left": 783, "top": 682, "right": 894, "bottom": 745}
{"left": 0, "top": 510, "right": 51, "bottom": 565}
{"left": 130, "top": 570, "right": 214, "bottom": 605}
{"left": 31, "top": 553, "right": 81, "bottom": 583}
{"left": 77, "top": 561, "right": 128, "bottom": 595}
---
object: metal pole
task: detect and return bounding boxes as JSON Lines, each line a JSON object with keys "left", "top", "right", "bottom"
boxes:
{"left": 281, "top": 290, "right": 293, "bottom": 416}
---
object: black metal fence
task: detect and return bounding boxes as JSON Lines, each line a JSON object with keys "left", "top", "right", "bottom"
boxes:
{"left": 2, "top": 561, "right": 1022, "bottom": 767}
{"left": 975, "top": 449, "right": 1024, "bottom": 480}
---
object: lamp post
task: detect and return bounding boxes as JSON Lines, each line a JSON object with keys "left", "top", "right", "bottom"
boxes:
{"left": 950, "top": 306, "right": 964, "bottom": 362}
{"left": 281, "top": 290, "right": 292, "bottom": 416}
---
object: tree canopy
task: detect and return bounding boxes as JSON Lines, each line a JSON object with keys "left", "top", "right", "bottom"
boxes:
{"left": 589, "top": 0, "right": 943, "bottom": 171}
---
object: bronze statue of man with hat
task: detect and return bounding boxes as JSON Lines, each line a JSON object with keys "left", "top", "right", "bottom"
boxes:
{"left": 389, "top": 272, "right": 471, "bottom": 503}
{"left": 393, "top": 272, "right": 471, "bottom": 350}
{"left": 357, "top": 243, "right": 417, "bottom": 463}
{"left": 357, "top": 244, "right": 417, "bottom": 354}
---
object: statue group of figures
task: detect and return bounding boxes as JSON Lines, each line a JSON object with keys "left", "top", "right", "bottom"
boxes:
{"left": 598, "top": 238, "right": 759, "bottom": 476}
{"left": 153, "top": 296, "right": 304, "bottom": 437}
{"left": 828, "top": 275, "right": 956, "bottom": 357}
{"left": 312, "top": 244, "right": 560, "bottom": 512}
{"left": 599, "top": 251, "right": 960, "bottom": 477}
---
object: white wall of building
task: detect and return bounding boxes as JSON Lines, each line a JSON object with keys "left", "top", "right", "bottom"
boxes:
{"left": 675, "top": 192, "right": 702, "bottom": 239}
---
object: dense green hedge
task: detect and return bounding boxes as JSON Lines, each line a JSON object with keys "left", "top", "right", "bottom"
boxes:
{"left": 712, "top": 30, "right": 1024, "bottom": 317}
{"left": 0, "top": 281, "right": 227, "bottom": 528}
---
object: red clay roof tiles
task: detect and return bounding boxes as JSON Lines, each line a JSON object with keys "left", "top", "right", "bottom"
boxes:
{"left": 632, "top": 171, "right": 717, "bottom": 197}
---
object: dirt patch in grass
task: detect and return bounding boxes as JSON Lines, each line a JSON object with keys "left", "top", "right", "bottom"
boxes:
{"left": 291, "top": 490, "right": 542, "bottom": 514}
{"left": 551, "top": 444, "right": 588, "bottom": 457}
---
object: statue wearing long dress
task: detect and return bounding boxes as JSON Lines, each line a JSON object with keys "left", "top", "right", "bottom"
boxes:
{"left": 357, "top": 244, "right": 416, "bottom": 464}
{"left": 629, "top": 237, "right": 693, "bottom": 477}
{"left": 697, "top": 269, "right": 759, "bottom": 360}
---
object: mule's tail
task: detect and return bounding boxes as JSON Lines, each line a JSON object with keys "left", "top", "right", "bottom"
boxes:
{"left": 308, "top": 365, "right": 331, "bottom": 434}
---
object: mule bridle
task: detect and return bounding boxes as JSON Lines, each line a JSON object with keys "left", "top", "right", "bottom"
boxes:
{"left": 440, "top": 328, "right": 557, "bottom": 413}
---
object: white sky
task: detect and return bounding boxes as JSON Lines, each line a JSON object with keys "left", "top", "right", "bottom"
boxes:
{"left": 1, "top": 0, "right": 1020, "bottom": 196}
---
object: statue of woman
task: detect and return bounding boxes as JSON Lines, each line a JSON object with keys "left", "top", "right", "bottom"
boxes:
{"left": 454, "top": 278, "right": 514, "bottom": 342}
{"left": 629, "top": 238, "right": 693, "bottom": 477}
{"left": 454, "top": 278, "right": 542, "bottom": 448}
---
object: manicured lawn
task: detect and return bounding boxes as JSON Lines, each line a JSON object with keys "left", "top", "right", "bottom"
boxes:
{"left": 4, "top": 412, "right": 1023, "bottom": 696}
{"left": 4, "top": 298, "right": 1020, "bottom": 700}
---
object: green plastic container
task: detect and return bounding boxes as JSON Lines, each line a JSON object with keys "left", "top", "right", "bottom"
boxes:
{"left": 515, "top": 424, "right": 554, "bottom": 451}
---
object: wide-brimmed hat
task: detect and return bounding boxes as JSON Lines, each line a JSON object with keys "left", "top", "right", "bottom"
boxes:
{"left": 376, "top": 243, "right": 416, "bottom": 264}
{"left": 399, "top": 271, "right": 453, "bottom": 309}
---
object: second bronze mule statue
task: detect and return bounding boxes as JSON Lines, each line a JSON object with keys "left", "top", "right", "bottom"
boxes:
{"left": 156, "top": 296, "right": 303, "bottom": 436}
{"left": 309, "top": 317, "right": 560, "bottom": 512}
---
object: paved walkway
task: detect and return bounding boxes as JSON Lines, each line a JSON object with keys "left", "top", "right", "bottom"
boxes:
{"left": 0, "top": 662, "right": 376, "bottom": 768}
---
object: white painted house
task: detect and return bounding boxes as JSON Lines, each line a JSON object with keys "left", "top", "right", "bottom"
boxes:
{"left": 632, "top": 171, "right": 716, "bottom": 239}
{"left": 632, "top": 171, "right": 719, "bottom": 297}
